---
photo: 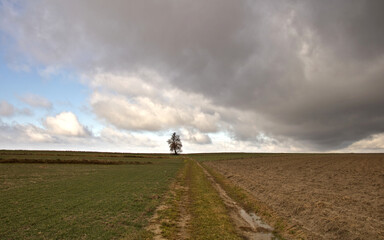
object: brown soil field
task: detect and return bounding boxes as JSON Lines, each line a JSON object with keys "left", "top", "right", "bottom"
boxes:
{"left": 205, "top": 154, "right": 384, "bottom": 239}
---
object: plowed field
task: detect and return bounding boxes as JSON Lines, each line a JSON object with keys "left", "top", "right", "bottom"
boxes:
{"left": 205, "top": 154, "right": 384, "bottom": 239}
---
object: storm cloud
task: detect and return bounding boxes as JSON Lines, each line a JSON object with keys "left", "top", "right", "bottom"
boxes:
{"left": 1, "top": 0, "right": 384, "bottom": 150}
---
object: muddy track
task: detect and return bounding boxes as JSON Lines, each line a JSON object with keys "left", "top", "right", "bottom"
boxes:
{"left": 148, "top": 158, "right": 277, "bottom": 240}
{"left": 194, "top": 160, "right": 276, "bottom": 240}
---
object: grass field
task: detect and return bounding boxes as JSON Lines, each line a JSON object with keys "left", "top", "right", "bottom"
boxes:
{"left": 0, "top": 150, "right": 183, "bottom": 240}
{"left": 2, "top": 151, "right": 382, "bottom": 239}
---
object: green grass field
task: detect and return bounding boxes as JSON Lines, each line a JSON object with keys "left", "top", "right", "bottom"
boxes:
{"left": 0, "top": 150, "right": 183, "bottom": 240}
{"left": 0, "top": 151, "right": 294, "bottom": 239}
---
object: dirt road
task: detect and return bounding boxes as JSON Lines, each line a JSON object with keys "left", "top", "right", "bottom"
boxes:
{"left": 148, "top": 158, "right": 278, "bottom": 240}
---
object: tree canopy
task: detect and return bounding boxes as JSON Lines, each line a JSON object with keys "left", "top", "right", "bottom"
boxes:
{"left": 167, "top": 132, "right": 182, "bottom": 155}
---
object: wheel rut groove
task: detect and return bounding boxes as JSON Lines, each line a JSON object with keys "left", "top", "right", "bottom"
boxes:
{"left": 194, "top": 159, "right": 276, "bottom": 240}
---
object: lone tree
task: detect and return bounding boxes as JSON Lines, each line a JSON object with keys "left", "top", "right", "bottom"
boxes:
{"left": 167, "top": 132, "right": 182, "bottom": 155}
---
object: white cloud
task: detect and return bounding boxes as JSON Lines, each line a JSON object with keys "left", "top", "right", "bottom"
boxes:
{"left": 181, "top": 129, "right": 212, "bottom": 145}
{"left": 342, "top": 133, "right": 384, "bottom": 152}
{"left": 91, "top": 93, "right": 178, "bottom": 131}
{"left": 0, "top": 119, "right": 164, "bottom": 152}
{"left": 100, "top": 127, "right": 158, "bottom": 147}
{"left": 24, "top": 125, "right": 53, "bottom": 142}
{"left": 89, "top": 71, "right": 221, "bottom": 133}
{"left": 0, "top": 100, "right": 15, "bottom": 116}
{"left": 20, "top": 93, "right": 52, "bottom": 109}
{"left": 0, "top": 121, "right": 53, "bottom": 143}
{"left": 88, "top": 71, "right": 303, "bottom": 151}
{"left": 45, "top": 112, "right": 89, "bottom": 137}
{"left": 90, "top": 71, "right": 157, "bottom": 97}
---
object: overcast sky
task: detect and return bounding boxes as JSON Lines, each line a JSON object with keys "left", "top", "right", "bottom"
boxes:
{"left": 1, "top": 0, "right": 383, "bottom": 153}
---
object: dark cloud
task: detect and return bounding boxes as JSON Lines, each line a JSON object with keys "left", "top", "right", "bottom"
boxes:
{"left": 1, "top": 0, "right": 384, "bottom": 150}
{"left": 300, "top": 0, "right": 384, "bottom": 61}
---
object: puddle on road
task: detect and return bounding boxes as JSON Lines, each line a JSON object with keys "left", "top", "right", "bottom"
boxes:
{"left": 239, "top": 209, "right": 274, "bottom": 231}
{"left": 239, "top": 209, "right": 275, "bottom": 240}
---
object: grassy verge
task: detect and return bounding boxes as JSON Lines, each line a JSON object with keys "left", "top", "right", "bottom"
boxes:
{"left": 0, "top": 151, "right": 183, "bottom": 240}
{"left": 186, "top": 159, "right": 242, "bottom": 240}
{"left": 154, "top": 159, "right": 188, "bottom": 239}
{"left": 157, "top": 190, "right": 182, "bottom": 239}
{"left": 154, "top": 158, "right": 243, "bottom": 239}
{"left": 202, "top": 164, "right": 306, "bottom": 240}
